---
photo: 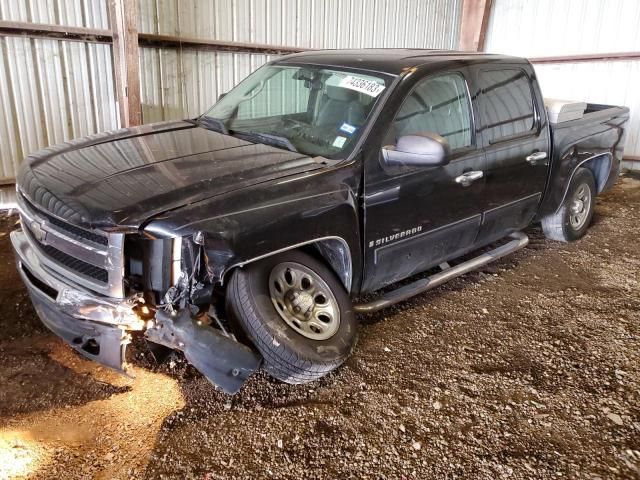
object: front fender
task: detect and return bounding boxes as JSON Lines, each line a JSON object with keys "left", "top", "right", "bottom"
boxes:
{"left": 143, "top": 164, "right": 362, "bottom": 294}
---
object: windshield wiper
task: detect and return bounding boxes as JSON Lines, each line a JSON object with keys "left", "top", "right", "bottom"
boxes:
{"left": 193, "top": 116, "right": 229, "bottom": 135}
{"left": 192, "top": 117, "right": 298, "bottom": 153}
{"left": 231, "top": 130, "right": 298, "bottom": 153}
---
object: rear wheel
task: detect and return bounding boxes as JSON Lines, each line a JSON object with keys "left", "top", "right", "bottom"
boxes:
{"left": 226, "top": 249, "right": 357, "bottom": 384}
{"left": 541, "top": 167, "right": 596, "bottom": 242}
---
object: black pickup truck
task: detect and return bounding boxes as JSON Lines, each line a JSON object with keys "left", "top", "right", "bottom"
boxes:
{"left": 11, "top": 49, "right": 629, "bottom": 393}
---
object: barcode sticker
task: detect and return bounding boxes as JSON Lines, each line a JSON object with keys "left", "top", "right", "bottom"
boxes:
{"left": 338, "top": 76, "right": 385, "bottom": 97}
{"left": 339, "top": 123, "right": 357, "bottom": 135}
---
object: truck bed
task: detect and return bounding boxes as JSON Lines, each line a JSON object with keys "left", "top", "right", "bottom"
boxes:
{"left": 549, "top": 103, "right": 629, "bottom": 130}
{"left": 538, "top": 102, "right": 630, "bottom": 219}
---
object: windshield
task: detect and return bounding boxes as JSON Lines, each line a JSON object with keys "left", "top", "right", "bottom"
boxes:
{"left": 202, "top": 64, "right": 391, "bottom": 158}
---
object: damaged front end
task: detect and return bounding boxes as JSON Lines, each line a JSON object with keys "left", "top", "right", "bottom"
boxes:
{"left": 142, "top": 232, "right": 261, "bottom": 393}
{"left": 11, "top": 226, "right": 260, "bottom": 394}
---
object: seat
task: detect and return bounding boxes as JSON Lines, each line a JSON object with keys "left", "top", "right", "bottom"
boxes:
{"left": 314, "top": 86, "right": 366, "bottom": 127}
{"left": 428, "top": 80, "right": 468, "bottom": 148}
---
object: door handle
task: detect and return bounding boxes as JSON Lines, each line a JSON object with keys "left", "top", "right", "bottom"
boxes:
{"left": 455, "top": 170, "right": 484, "bottom": 187}
{"left": 526, "top": 151, "right": 548, "bottom": 165}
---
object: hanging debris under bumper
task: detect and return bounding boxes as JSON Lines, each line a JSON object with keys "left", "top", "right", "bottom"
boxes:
{"left": 146, "top": 310, "right": 261, "bottom": 394}
{"left": 11, "top": 229, "right": 261, "bottom": 394}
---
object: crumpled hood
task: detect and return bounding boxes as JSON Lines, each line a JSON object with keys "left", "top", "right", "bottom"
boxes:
{"left": 17, "top": 120, "right": 323, "bottom": 230}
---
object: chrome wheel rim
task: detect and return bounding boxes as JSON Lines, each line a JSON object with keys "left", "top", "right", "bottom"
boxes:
{"left": 268, "top": 262, "right": 340, "bottom": 340}
{"left": 568, "top": 183, "right": 591, "bottom": 230}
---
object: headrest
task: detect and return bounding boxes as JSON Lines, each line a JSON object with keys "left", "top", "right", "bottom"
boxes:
{"left": 325, "top": 85, "right": 358, "bottom": 102}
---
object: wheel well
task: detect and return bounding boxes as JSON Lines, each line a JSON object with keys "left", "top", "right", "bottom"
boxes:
{"left": 306, "top": 239, "right": 353, "bottom": 293}
{"left": 579, "top": 153, "right": 612, "bottom": 193}
{"left": 555, "top": 153, "right": 612, "bottom": 213}
{"left": 221, "top": 238, "right": 354, "bottom": 293}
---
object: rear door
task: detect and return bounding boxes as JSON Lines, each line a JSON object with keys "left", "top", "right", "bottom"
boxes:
{"left": 474, "top": 65, "right": 550, "bottom": 245}
{"left": 361, "top": 69, "right": 486, "bottom": 292}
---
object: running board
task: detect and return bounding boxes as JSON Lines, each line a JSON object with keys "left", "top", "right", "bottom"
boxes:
{"left": 353, "top": 232, "right": 529, "bottom": 314}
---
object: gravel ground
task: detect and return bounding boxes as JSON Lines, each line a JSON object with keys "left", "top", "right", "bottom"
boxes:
{"left": 0, "top": 175, "right": 638, "bottom": 480}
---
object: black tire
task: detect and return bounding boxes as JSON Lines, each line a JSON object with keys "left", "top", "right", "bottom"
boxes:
{"left": 541, "top": 167, "right": 596, "bottom": 242}
{"left": 226, "top": 249, "right": 357, "bottom": 384}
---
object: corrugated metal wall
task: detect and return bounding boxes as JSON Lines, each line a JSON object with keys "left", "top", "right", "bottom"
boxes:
{"left": 3, "top": 0, "right": 637, "bottom": 188}
{"left": 0, "top": 0, "right": 463, "bottom": 188}
{"left": 138, "top": 0, "right": 462, "bottom": 48}
{"left": 533, "top": 60, "right": 640, "bottom": 167}
{"left": 484, "top": 0, "right": 640, "bottom": 161}
{"left": 137, "top": 0, "right": 464, "bottom": 122}
{"left": 0, "top": 0, "right": 119, "bottom": 184}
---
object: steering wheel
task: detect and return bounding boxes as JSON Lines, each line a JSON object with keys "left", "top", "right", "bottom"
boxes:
{"left": 283, "top": 118, "right": 340, "bottom": 148}
{"left": 283, "top": 118, "right": 308, "bottom": 129}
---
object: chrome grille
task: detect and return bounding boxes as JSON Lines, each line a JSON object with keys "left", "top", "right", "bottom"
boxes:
{"left": 36, "top": 241, "right": 109, "bottom": 283}
{"left": 20, "top": 194, "right": 108, "bottom": 246}
{"left": 17, "top": 191, "right": 125, "bottom": 298}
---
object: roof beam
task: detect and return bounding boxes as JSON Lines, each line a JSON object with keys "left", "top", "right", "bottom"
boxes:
{"left": 137, "top": 33, "right": 307, "bottom": 55}
{"left": 529, "top": 52, "right": 640, "bottom": 64}
{"left": 0, "top": 20, "right": 112, "bottom": 43}
{"left": 458, "top": 0, "right": 493, "bottom": 52}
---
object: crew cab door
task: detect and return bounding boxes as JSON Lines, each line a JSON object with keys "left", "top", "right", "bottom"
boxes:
{"left": 361, "top": 69, "right": 485, "bottom": 293}
{"left": 473, "top": 65, "right": 551, "bottom": 244}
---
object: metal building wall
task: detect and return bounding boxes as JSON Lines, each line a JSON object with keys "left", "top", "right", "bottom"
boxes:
{"left": 533, "top": 60, "right": 640, "bottom": 167}
{"left": 484, "top": 0, "right": 640, "bottom": 162}
{"left": 0, "top": 0, "right": 463, "bottom": 188}
{"left": 0, "top": 0, "right": 119, "bottom": 183}
{"left": 137, "top": 0, "right": 464, "bottom": 123}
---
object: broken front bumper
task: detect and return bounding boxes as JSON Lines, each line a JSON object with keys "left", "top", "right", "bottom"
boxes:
{"left": 11, "top": 229, "right": 260, "bottom": 394}
{"left": 11, "top": 229, "right": 143, "bottom": 373}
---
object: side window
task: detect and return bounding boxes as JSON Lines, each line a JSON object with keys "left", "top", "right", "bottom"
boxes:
{"left": 394, "top": 73, "right": 472, "bottom": 151}
{"left": 479, "top": 69, "right": 536, "bottom": 143}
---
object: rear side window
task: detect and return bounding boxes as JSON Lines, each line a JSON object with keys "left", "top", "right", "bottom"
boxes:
{"left": 479, "top": 69, "right": 536, "bottom": 143}
{"left": 393, "top": 73, "right": 472, "bottom": 151}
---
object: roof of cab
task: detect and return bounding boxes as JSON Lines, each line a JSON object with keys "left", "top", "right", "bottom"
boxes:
{"left": 274, "top": 49, "right": 527, "bottom": 76}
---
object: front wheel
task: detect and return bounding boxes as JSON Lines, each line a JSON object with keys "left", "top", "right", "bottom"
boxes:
{"left": 226, "top": 249, "right": 357, "bottom": 384}
{"left": 541, "top": 167, "right": 596, "bottom": 242}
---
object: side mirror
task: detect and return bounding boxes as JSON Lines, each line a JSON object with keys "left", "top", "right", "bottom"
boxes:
{"left": 218, "top": 92, "right": 227, "bottom": 101}
{"left": 382, "top": 133, "right": 450, "bottom": 168}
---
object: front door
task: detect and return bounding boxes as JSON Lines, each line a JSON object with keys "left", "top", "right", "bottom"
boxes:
{"left": 474, "top": 66, "right": 551, "bottom": 245}
{"left": 361, "top": 70, "right": 486, "bottom": 292}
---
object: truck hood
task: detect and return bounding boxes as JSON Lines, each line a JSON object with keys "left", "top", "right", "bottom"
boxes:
{"left": 17, "top": 120, "right": 324, "bottom": 230}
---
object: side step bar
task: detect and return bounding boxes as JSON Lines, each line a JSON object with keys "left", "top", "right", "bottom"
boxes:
{"left": 353, "top": 232, "right": 529, "bottom": 314}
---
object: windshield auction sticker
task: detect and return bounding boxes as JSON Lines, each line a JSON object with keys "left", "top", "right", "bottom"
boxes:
{"left": 333, "top": 136, "right": 347, "bottom": 148}
{"left": 339, "top": 76, "right": 385, "bottom": 97}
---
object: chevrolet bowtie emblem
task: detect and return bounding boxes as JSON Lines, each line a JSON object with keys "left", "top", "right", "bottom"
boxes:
{"left": 30, "top": 220, "right": 47, "bottom": 242}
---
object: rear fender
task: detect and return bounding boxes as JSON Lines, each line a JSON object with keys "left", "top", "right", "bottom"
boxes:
{"left": 556, "top": 152, "right": 612, "bottom": 212}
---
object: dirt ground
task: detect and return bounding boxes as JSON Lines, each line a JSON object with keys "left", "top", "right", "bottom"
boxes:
{"left": 0, "top": 175, "right": 638, "bottom": 480}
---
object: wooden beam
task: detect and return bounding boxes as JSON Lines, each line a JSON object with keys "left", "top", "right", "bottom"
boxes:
{"left": 0, "top": 20, "right": 112, "bottom": 43}
{"left": 529, "top": 52, "right": 640, "bottom": 64}
{"left": 137, "top": 33, "right": 308, "bottom": 55}
{"left": 108, "top": 0, "right": 141, "bottom": 127}
{"left": 458, "top": 0, "right": 493, "bottom": 52}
